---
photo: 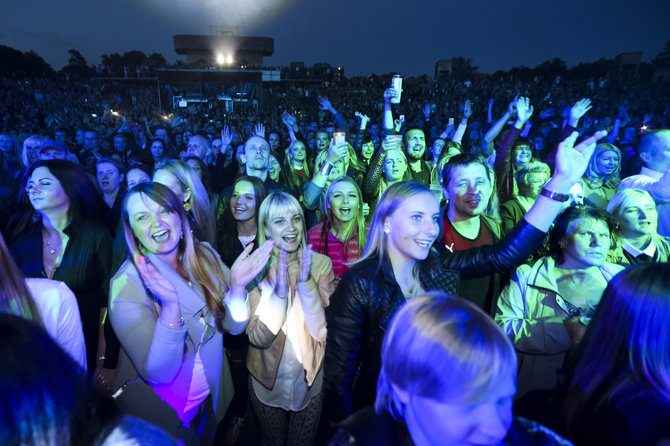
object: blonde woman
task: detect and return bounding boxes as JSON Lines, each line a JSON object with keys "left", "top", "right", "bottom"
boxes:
{"left": 153, "top": 159, "right": 216, "bottom": 245}
{"left": 109, "top": 182, "right": 272, "bottom": 445}
{"left": 247, "top": 192, "right": 335, "bottom": 446}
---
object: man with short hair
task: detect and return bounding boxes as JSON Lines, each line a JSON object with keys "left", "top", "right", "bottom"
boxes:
{"left": 619, "top": 129, "right": 670, "bottom": 236}
{"left": 403, "top": 127, "right": 431, "bottom": 185}
{"left": 215, "top": 136, "right": 289, "bottom": 230}
{"left": 440, "top": 153, "right": 502, "bottom": 314}
{"left": 186, "top": 134, "right": 210, "bottom": 161}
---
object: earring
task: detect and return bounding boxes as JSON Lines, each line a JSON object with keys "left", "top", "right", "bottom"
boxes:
{"left": 183, "top": 201, "right": 191, "bottom": 212}
{"left": 384, "top": 228, "right": 390, "bottom": 236}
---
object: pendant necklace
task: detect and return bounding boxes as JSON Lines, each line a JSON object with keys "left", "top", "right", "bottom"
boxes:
{"left": 44, "top": 232, "right": 57, "bottom": 255}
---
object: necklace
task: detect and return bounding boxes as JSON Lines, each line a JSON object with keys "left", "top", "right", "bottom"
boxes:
{"left": 43, "top": 231, "right": 58, "bottom": 255}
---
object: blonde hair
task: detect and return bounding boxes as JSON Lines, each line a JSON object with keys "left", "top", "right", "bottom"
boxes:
{"left": 356, "top": 181, "right": 434, "bottom": 269}
{"left": 154, "top": 159, "right": 215, "bottom": 245}
{"left": 122, "top": 183, "right": 228, "bottom": 329}
{"left": 257, "top": 192, "right": 306, "bottom": 261}
{"left": 320, "top": 177, "right": 367, "bottom": 260}
{"left": 376, "top": 292, "right": 517, "bottom": 419}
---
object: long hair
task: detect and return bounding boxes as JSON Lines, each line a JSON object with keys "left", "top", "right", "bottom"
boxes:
{"left": 319, "top": 176, "right": 367, "bottom": 260}
{"left": 356, "top": 181, "right": 434, "bottom": 269}
{"left": 0, "top": 233, "right": 40, "bottom": 324}
{"left": 548, "top": 205, "right": 615, "bottom": 264}
{"left": 565, "top": 264, "right": 670, "bottom": 432}
{"left": 7, "top": 159, "right": 108, "bottom": 243}
{"left": 583, "top": 143, "right": 621, "bottom": 188}
{"left": 376, "top": 292, "right": 517, "bottom": 419}
{"left": 280, "top": 140, "right": 310, "bottom": 197}
{"left": 217, "top": 176, "right": 268, "bottom": 266}
{"left": 154, "top": 159, "right": 215, "bottom": 246}
{"left": 122, "top": 183, "right": 228, "bottom": 329}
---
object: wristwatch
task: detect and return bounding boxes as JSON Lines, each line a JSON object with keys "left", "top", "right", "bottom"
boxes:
{"left": 539, "top": 186, "right": 570, "bottom": 202}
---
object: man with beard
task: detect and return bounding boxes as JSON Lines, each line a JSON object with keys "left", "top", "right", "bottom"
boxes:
{"left": 440, "top": 153, "right": 503, "bottom": 315}
{"left": 403, "top": 128, "right": 431, "bottom": 185}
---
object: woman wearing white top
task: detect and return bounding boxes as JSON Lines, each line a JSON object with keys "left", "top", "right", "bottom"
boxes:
{"left": 246, "top": 192, "right": 335, "bottom": 446}
{"left": 0, "top": 232, "right": 86, "bottom": 369}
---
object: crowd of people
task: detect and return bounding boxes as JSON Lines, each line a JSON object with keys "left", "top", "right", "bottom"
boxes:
{"left": 1, "top": 65, "right": 670, "bottom": 446}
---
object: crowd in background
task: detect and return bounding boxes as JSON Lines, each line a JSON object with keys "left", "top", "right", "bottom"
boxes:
{"left": 1, "top": 61, "right": 670, "bottom": 446}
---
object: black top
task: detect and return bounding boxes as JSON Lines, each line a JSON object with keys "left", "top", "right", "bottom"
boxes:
{"left": 10, "top": 218, "right": 113, "bottom": 370}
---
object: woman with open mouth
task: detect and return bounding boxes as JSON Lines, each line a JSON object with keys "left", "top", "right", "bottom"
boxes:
{"left": 108, "top": 182, "right": 273, "bottom": 445}
{"left": 246, "top": 192, "right": 336, "bottom": 446}
{"left": 324, "top": 129, "right": 609, "bottom": 423}
{"left": 153, "top": 159, "right": 216, "bottom": 246}
{"left": 582, "top": 143, "right": 622, "bottom": 209}
{"left": 307, "top": 176, "right": 368, "bottom": 282}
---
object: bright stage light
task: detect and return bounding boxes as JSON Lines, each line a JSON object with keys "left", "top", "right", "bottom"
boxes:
{"left": 216, "top": 53, "right": 224, "bottom": 65}
{"left": 140, "top": 0, "right": 297, "bottom": 30}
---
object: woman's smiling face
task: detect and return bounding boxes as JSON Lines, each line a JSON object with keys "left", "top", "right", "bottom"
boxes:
{"left": 126, "top": 193, "right": 182, "bottom": 257}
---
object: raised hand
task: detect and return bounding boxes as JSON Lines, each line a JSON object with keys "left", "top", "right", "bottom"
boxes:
{"left": 555, "top": 130, "right": 607, "bottom": 184}
{"left": 569, "top": 98, "right": 592, "bottom": 123}
{"left": 299, "top": 244, "right": 313, "bottom": 283}
{"left": 463, "top": 99, "right": 473, "bottom": 119}
{"left": 326, "top": 139, "right": 348, "bottom": 165}
{"left": 282, "top": 110, "right": 296, "bottom": 128}
{"left": 508, "top": 93, "right": 519, "bottom": 116}
{"left": 221, "top": 126, "right": 233, "bottom": 153}
{"left": 515, "top": 96, "right": 534, "bottom": 125}
{"left": 253, "top": 123, "right": 266, "bottom": 139}
{"left": 355, "top": 111, "right": 370, "bottom": 129}
{"left": 381, "top": 135, "right": 402, "bottom": 153}
{"left": 423, "top": 103, "right": 431, "bottom": 119}
{"left": 134, "top": 255, "right": 179, "bottom": 308}
{"left": 230, "top": 240, "right": 274, "bottom": 293}
{"left": 539, "top": 108, "right": 555, "bottom": 120}
{"left": 318, "top": 96, "right": 334, "bottom": 112}
{"left": 383, "top": 88, "right": 399, "bottom": 105}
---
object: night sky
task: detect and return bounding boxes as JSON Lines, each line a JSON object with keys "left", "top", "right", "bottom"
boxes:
{"left": 2, "top": 0, "right": 669, "bottom": 77}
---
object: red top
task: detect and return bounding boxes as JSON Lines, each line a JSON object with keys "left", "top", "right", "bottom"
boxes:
{"left": 306, "top": 222, "right": 362, "bottom": 278}
{"left": 443, "top": 217, "right": 493, "bottom": 253}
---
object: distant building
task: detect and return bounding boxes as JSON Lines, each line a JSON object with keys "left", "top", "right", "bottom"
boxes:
{"left": 174, "top": 28, "right": 274, "bottom": 67}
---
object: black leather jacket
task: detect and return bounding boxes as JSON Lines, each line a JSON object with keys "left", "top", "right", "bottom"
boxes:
{"left": 323, "top": 219, "right": 546, "bottom": 422}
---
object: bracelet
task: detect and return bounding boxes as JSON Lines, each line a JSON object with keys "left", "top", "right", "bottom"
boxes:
{"left": 159, "top": 316, "right": 185, "bottom": 329}
{"left": 319, "top": 162, "right": 333, "bottom": 176}
{"left": 539, "top": 186, "right": 570, "bottom": 202}
{"left": 97, "top": 355, "right": 105, "bottom": 361}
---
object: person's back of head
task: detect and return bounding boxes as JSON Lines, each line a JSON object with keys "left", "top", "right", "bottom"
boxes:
{"left": 637, "top": 129, "right": 670, "bottom": 173}
{"left": 571, "top": 263, "right": 670, "bottom": 402}
{"left": 376, "top": 292, "right": 518, "bottom": 445}
{"left": 0, "top": 313, "right": 115, "bottom": 445}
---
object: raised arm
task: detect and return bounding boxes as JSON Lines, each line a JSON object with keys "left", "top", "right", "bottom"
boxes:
{"left": 318, "top": 96, "right": 348, "bottom": 133}
{"left": 482, "top": 94, "right": 517, "bottom": 155}
{"left": 440, "top": 130, "right": 607, "bottom": 278}
{"left": 452, "top": 99, "right": 472, "bottom": 145}
{"left": 382, "top": 88, "right": 398, "bottom": 132}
